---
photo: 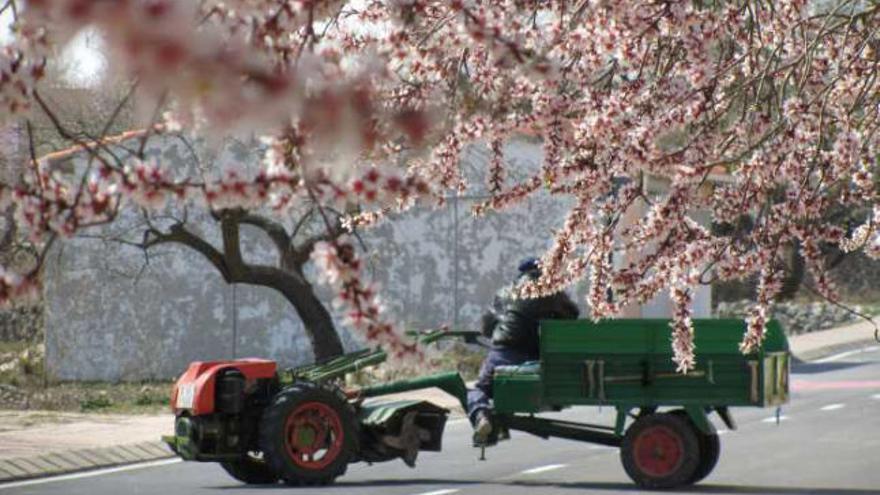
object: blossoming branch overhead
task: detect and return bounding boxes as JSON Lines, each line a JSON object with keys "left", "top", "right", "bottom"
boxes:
{"left": 0, "top": 0, "right": 877, "bottom": 370}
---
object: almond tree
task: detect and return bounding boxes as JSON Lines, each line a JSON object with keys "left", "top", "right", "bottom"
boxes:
{"left": 0, "top": 0, "right": 878, "bottom": 369}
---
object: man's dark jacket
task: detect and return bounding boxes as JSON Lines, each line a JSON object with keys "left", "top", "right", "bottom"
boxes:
{"left": 483, "top": 277, "right": 580, "bottom": 359}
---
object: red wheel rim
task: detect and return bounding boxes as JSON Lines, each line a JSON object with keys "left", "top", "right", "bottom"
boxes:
{"left": 283, "top": 401, "right": 345, "bottom": 470}
{"left": 633, "top": 425, "right": 684, "bottom": 477}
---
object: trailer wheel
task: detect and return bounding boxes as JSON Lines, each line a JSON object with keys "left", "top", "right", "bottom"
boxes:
{"left": 691, "top": 430, "right": 720, "bottom": 484}
{"left": 220, "top": 452, "right": 279, "bottom": 484}
{"left": 621, "top": 412, "right": 700, "bottom": 489}
{"left": 669, "top": 409, "right": 721, "bottom": 484}
{"left": 259, "top": 381, "right": 356, "bottom": 486}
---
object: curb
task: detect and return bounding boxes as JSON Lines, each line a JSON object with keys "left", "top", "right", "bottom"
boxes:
{"left": 0, "top": 441, "right": 173, "bottom": 483}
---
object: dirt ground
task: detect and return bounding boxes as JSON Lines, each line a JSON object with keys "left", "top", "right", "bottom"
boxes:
{"left": 1, "top": 340, "right": 174, "bottom": 414}
{"left": 0, "top": 409, "right": 173, "bottom": 460}
{"left": 0, "top": 409, "right": 165, "bottom": 432}
{"left": 0, "top": 381, "right": 173, "bottom": 414}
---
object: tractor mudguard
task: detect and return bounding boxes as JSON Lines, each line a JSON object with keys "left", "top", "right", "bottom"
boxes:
{"left": 357, "top": 399, "right": 449, "bottom": 466}
{"left": 171, "top": 359, "right": 276, "bottom": 415}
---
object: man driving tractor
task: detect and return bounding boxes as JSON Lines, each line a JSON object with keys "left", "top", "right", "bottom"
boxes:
{"left": 468, "top": 257, "right": 580, "bottom": 442}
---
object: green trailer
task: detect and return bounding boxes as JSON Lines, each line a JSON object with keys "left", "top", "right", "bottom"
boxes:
{"left": 162, "top": 319, "right": 789, "bottom": 490}
{"left": 487, "top": 318, "right": 790, "bottom": 488}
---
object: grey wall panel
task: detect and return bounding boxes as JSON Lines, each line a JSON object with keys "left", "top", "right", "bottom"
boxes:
{"left": 42, "top": 138, "right": 701, "bottom": 380}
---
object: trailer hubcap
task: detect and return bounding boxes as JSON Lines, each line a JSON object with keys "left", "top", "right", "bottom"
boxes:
{"left": 633, "top": 425, "right": 684, "bottom": 477}
{"left": 284, "top": 401, "right": 344, "bottom": 469}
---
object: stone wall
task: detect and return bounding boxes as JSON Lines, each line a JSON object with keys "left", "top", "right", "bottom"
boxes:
{"left": 712, "top": 250, "right": 880, "bottom": 310}
{"left": 715, "top": 299, "right": 864, "bottom": 335}
{"left": 832, "top": 252, "right": 880, "bottom": 301}
{"left": 0, "top": 306, "right": 43, "bottom": 342}
{"left": 0, "top": 123, "right": 40, "bottom": 344}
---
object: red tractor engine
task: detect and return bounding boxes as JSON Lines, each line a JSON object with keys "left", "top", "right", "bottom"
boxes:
{"left": 168, "top": 359, "right": 284, "bottom": 483}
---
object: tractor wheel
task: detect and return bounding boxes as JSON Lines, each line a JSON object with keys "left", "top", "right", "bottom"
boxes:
{"left": 620, "top": 412, "right": 700, "bottom": 489}
{"left": 259, "top": 381, "right": 357, "bottom": 486}
{"left": 220, "top": 452, "right": 279, "bottom": 484}
{"left": 669, "top": 409, "right": 721, "bottom": 484}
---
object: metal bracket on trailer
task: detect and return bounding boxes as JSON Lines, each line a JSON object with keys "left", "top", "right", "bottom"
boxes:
{"left": 714, "top": 406, "right": 737, "bottom": 431}
{"left": 614, "top": 406, "right": 630, "bottom": 437}
{"left": 683, "top": 405, "right": 717, "bottom": 435}
{"left": 583, "top": 359, "right": 606, "bottom": 401}
{"left": 501, "top": 415, "right": 622, "bottom": 447}
{"left": 747, "top": 360, "right": 760, "bottom": 404}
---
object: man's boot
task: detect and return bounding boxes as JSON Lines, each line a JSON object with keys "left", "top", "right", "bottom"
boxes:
{"left": 473, "top": 409, "right": 492, "bottom": 444}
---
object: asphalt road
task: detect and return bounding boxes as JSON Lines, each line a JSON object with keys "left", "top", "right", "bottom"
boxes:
{"left": 4, "top": 346, "right": 880, "bottom": 495}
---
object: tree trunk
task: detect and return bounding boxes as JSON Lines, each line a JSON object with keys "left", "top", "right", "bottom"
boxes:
{"left": 778, "top": 243, "right": 804, "bottom": 301}
{"left": 275, "top": 274, "right": 345, "bottom": 362}
{"left": 151, "top": 220, "right": 346, "bottom": 363}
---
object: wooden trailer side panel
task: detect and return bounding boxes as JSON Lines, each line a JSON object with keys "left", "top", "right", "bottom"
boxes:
{"left": 538, "top": 319, "right": 788, "bottom": 408}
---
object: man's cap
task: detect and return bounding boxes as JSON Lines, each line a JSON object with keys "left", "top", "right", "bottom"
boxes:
{"left": 518, "top": 257, "right": 540, "bottom": 273}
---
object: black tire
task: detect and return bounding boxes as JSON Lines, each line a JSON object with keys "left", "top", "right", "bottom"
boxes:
{"left": 691, "top": 430, "right": 720, "bottom": 484}
{"left": 259, "top": 381, "right": 357, "bottom": 486}
{"left": 220, "top": 453, "right": 279, "bottom": 484}
{"left": 620, "top": 412, "right": 701, "bottom": 489}
{"left": 669, "top": 410, "right": 721, "bottom": 484}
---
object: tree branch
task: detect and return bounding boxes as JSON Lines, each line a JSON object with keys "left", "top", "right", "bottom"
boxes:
{"left": 290, "top": 206, "right": 316, "bottom": 240}
{"left": 239, "top": 212, "right": 292, "bottom": 257}
{"left": 144, "top": 223, "right": 230, "bottom": 281}
{"left": 291, "top": 211, "right": 347, "bottom": 267}
{"left": 219, "top": 210, "right": 246, "bottom": 278}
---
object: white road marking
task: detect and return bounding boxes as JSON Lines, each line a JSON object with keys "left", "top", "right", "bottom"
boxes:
{"left": 872, "top": 393, "right": 880, "bottom": 400}
{"left": 414, "top": 490, "right": 459, "bottom": 495}
{"left": 0, "top": 459, "right": 181, "bottom": 491}
{"left": 520, "top": 464, "right": 568, "bottom": 475}
{"left": 816, "top": 346, "right": 880, "bottom": 363}
{"left": 820, "top": 403, "right": 846, "bottom": 411}
{"left": 762, "top": 415, "right": 790, "bottom": 423}
{"left": 588, "top": 445, "right": 615, "bottom": 450}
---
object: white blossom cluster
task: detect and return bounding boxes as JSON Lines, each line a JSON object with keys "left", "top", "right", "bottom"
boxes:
{"left": 311, "top": 236, "right": 420, "bottom": 359}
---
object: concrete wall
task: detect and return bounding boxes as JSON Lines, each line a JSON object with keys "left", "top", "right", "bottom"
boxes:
{"left": 43, "top": 137, "right": 709, "bottom": 381}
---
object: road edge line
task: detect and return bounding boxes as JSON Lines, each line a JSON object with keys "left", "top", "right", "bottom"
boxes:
{"left": 0, "top": 458, "right": 181, "bottom": 490}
